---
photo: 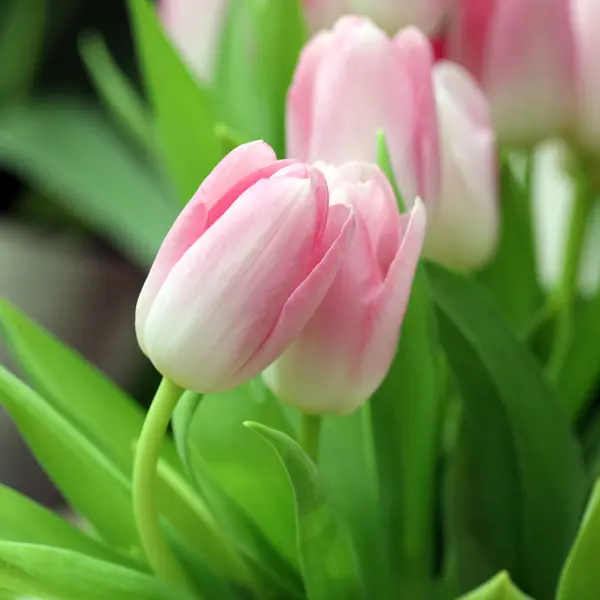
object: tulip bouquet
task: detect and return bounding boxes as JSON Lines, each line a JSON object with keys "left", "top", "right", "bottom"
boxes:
{"left": 3, "top": 1, "right": 600, "bottom": 599}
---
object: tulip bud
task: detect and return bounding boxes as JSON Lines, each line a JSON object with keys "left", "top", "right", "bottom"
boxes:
{"left": 263, "top": 163, "right": 426, "bottom": 414}
{"left": 447, "top": 0, "right": 576, "bottom": 144}
{"left": 136, "top": 142, "right": 354, "bottom": 393}
{"left": 286, "top": 16, "right": 440, "bottom": 210}
{"left": 424, "top": 62, "right": 498, "bottom": 271}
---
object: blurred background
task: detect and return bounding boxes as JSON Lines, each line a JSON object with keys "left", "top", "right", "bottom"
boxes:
{"left": 0, "top": 0, "right": 166, "bottom": 508}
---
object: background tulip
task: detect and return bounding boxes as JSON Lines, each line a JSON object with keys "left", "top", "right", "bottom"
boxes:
{"left": 136, "top": 141, "right": 354, "bottom": 393}
{"left": 286, "top": 17, "right": 440, "bottom": 210}
{"left": 424, "top": 62, "right": 498, "bottom": 271}
{"left": 263, "top": 163, "right": 426, "bottom": 414}
{"left": 446, "top": 0, "right": 576, "bottom": 144}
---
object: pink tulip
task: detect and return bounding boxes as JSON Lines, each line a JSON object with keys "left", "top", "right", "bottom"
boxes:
{"left": 287, "top": 17, "right": 440, "bottom": 211}
{"left": 425, "top": 62, "right": 498, "bottom": 270}
{"left": 572, "top": 0, "right": 600, "bottom": 152}
{"left": 263, "top": 163, "right": 426, "bottom": 414}
{"left": 447, "top": 0, "right": 576, "bottom": 144}
{"left": 136, "top": 142, "right": 354, "bottom": 393}
{"left": 159, "top": 0, "right": 227, "bottom": 81}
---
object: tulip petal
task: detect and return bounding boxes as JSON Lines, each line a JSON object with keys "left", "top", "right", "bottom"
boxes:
{"left": 355, "top": 199, "right": 426, "bottom": 407}
{"left": 485, "top": 0, "right": 575, "bottom": 142}
{"left": 135, "top": 141, "right": 277, "bottom": 345}
{"left": 142, "top": 174, "right": 327, "bottom": 392}
{"left": 159, "top": 0, "right": 226, "bottom": 80}
{"left": 424, "top": 62, "right": 498, "bottom": 271}
{"left": 393, "top": 27, "right": 440, "bottom": 209}
{"left": 573, "top": 0, "right": 600, "bottom": 151}
{"left": 286, "top": 31, "right": 334, "bottom": 161}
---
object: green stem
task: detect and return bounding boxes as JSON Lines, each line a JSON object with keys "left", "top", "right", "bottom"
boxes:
{"left": 300, "top": 414, "right": 322, "bottom": 463}
{"left": 133, "top": 377, "right": 190, "bottom": 589}
{"left": 547, "top": 166, "right": 592, "bottom": 379}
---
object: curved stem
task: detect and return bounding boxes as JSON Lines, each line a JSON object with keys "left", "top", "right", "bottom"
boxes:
{"left": 300, "top": 414, "right": 322, "bottom": 463}
{"left": 133, "top": 377, "right": 190, "bottom": 589}
{"left": 547, "top": 166, "right": 593, "bottom": 380}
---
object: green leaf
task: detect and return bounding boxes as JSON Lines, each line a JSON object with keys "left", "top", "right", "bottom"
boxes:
{"left": 0, "top": 0, "right": 45, "bottom": 104}
{"left": 0, "top": 99, "right": 175, "bottom": 267}
{"left": 0, "top": 301, "right": 253, "bottom": 587}
{"left": 246, "top": 422, "right": 364, "bottom": 600}
{"left": 429, "top": 264, "right": 586, "bottom": 599}
{"left": 557, "top": 479, "right": 600, "bottom": 600}
{"left": 0, "top": 365, "right": 141, "bottom": 553}
{"left": 79, "top": 31, "right": 154, "bottom": 152}
{"left": 457, "top": 572, "right": 534, "bottom": 600}
{"left": 216, "top": 0, "right": 306, "bottom": 154}
{"left": 368, "top": 267, "right": 441, "bottom": 597}
{"left": 172, "top": 391, "right": 203, "bottom": 478}
{"left": 0, "top": 543, "right": 196, "bottom": 600}
{"left": 0, "top": 485, "right": 137, "bottom": 569}
{"left": 128, "top": 0, "right": 220, "bottom": 202}
{"left": 477, "top": 156, "right": 543, "bottom": 334}
{"left": 186, "top": 379, "right": 298, "bottom": 564}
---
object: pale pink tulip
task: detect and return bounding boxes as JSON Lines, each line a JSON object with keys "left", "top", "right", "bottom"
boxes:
{"left": 263, "top": 163, "right": 426, "bottom": 414}
{"left": 159, "top": 0, "right": 227, "bottom": 80}
{"left": 136, "top": 142, "right": 354, "bottom": 393}
{"left": 572, "top": 0, "right": 600, "bottom": 152}
{"left": 447, "top": 0, "right": 576, "bottom": 144}
{"left": 424, "top": 62, "right": 498, "bottom": 270}
{"left": 287, "top": 17, "right": 440, "bottom": 211}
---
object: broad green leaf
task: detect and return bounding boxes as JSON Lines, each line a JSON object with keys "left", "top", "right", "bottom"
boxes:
{"left": 0, "top": 485, "right": 138, "bottom": 569}
{"left": 557, "top": 479, "right": 600, "bottom": 600}
{"left": 368, "top": 267, "right": 441, "bottom": 598}
{"left": 477, "top": 157, "right": 543, "bottom": 334}
{"left": 174, "top": 391, "right": 303, "bottom": 598}
{"left": 0, "top": 542, "right": 195, "bottom": 600}
{"left": 0, "top": 301, "right": 253, "bottom": 587}
{"left": 317, "top": 409, "right": 389, "bottom": 600}
{"left": 429, "top": 264, "right": 586, "bottom": 600}
{"left": 0, "top": 0, "right": 45, "bottom": 104}
{"left": 246, "top": 422, "right": 364, "bottom": 600}
{"left": 79, "top": 31, "right": 154, "bottom": 152}
{"left": 186, "top": 379, "right": 298, "bottom": 564}
{"left": 458, "top": 572, "right": 534, "bottom": 600}
{"left": 0, "top": 99, "right": 175, "bottom": 267}
{"left": 0, "top": 365, "right": 141, "bottom": 552}
{"left": 128, "top": 0, "right": 220, "bottom": 202}
{"left": 216, "top": 0, "right": 306, "bottom": 154}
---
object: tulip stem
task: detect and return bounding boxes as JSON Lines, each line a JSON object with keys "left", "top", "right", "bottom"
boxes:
{"left": 300, "top": 414, "right": 322, "bottom": 463}
{"left": 547, "top": 160, "right": 593, "bottom": 380}
{"left": 133, "top": 377, "right": 191, "bottom": 590}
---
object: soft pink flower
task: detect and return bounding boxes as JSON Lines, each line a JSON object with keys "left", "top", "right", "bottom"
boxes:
{"left": 425, "top": 62, "right": 498, "bottom": 270}
{"left": 263, "top": 163, "right": 426, "bottom": 414}
{"left": 287, "top": 17, "right": 440, "bottom": 211}
{"left": 447, "top": 0, "right": 576, "bottom": 144}
{"left": 136, "top": 142, "right": 354, "bottom": 392}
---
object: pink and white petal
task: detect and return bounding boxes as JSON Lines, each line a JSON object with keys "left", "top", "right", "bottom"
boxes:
{"left": 393, "top": 28, "right": 440, "bottom": 209}
{"left": 239, "top": 201, "right": 355, "bottom": 390}
{"left": 573, "top": 0, "right": 600, "bottom": 152}
{"left": 447, "top": 0, "right": 497, "bottom": 82}
{"left": 308, "top": 18, "right": 413, "bottom": 175}
{"left": 424, "top": 67, "right": 498, "bottom": 270}
{"left": 486, "top": 0, "right": 576, "bottom": 142}
{"left": 142, "top": 176, "right": 323, "bottom": 392}
{"left": 355, "top": 200, "right": 426, "bottom": 409}
{"left": 135, "top": 201, "right": 208, "bottom": 352}
{"left": 286, "top": 31, "right": 334, "bottom": 160}
{"left": 159, "top": 0, "right": 226, "bottom": 81}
